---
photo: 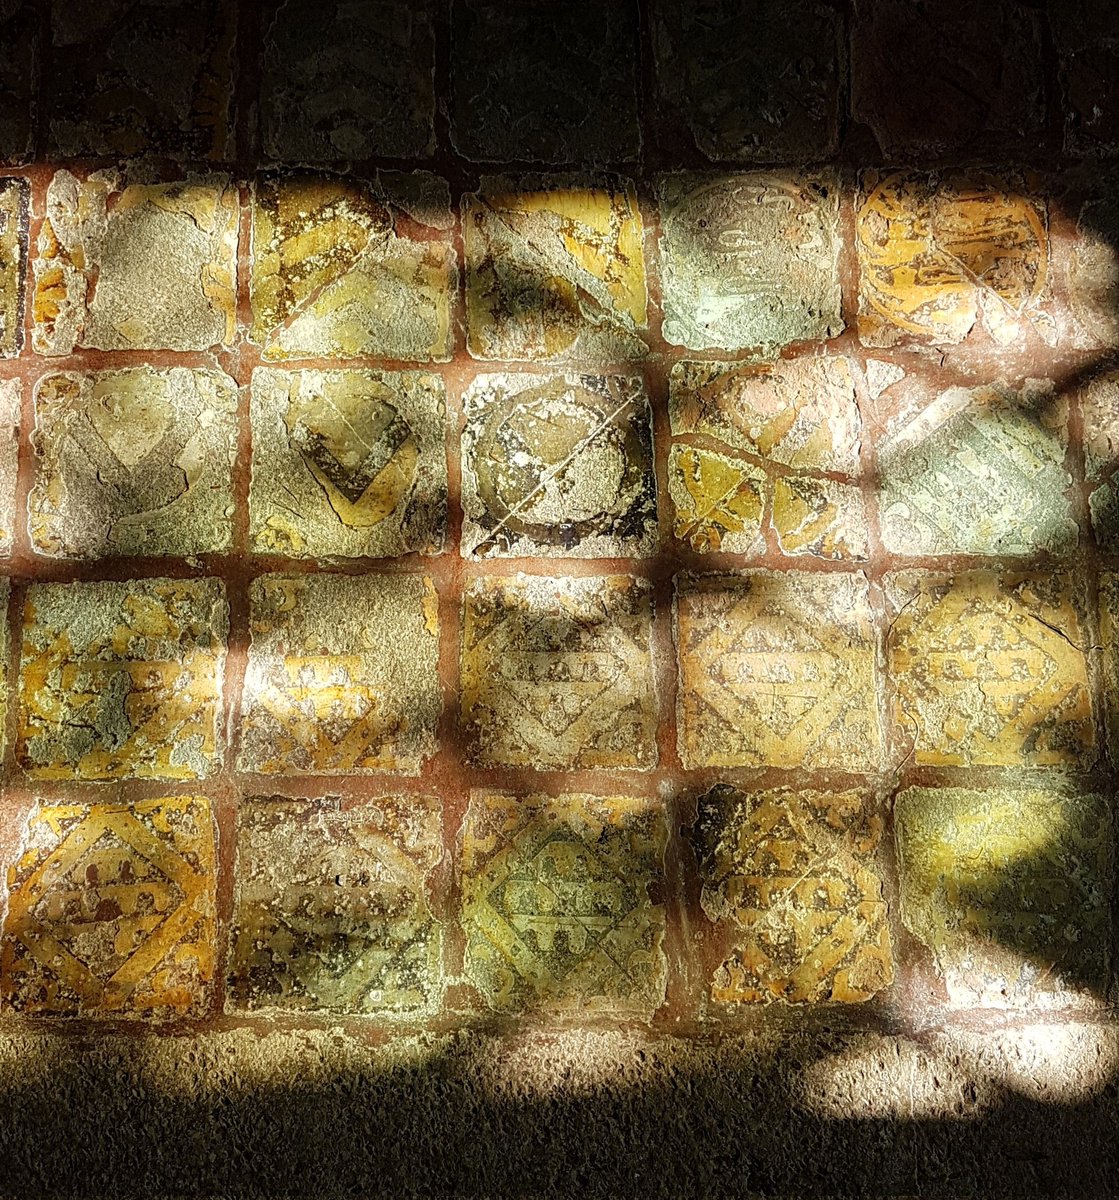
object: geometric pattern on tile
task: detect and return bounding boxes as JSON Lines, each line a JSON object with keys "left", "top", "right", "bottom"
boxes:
{"left": 249, "top": 367, "right": 448, "bottom": 559}
{"left": 32, "top": 171, "right": 238, "bottom": 355}
{"left": 0, "top": 377, "right": 18, "bottom": 555}
{"left": 0, "top": 177, "right": 25, "bottom": 356}
{"left": 462, "top": 175, "right": 647, "bottom": 362}
{"left": 18, "top": 578, "right": 227, "bottom": 781}
{"left": 461, "top": 373, "right": 657, "bottom": 559}
{"left": 772, "top": 476, "right": 868, "bottom": 561}
{"left": 693, "top": 785, "right": 893, "bottom": 1005}
{"left": 461, "top": 790, "right": 667, "bottom": 1015}
{"left": 249, "top": 172, "right": 455, "bottom": 362}
{"left": 238, "top": 573, "right": 441, "bottom": 777}
{"left": 658, "top": 172, "right": 842, "bottom": 352}
{"left": 876, "top": 382, "right": 1076, "bottom": 557}
{"left": 856, "top": 170, "right": 1053, "bottom": 348}
{"left": 1, "top": 796, "right": 217, "bottom": 1018}
{"left": 460, "top": 574, "right": 657, "bottom": 770}
{"left": 668, "top": 443, "right": 765, "bottom": 555}
{"left": 887, "top": 571, "right": 1095, "bottom": 769}
{"left": 896, "top": 784, "right": 1113, "bottom": 1008}
{"left": 29, "top": 367, "right": 238, "bottom": 559}
{"left": 675, "top": 572, "right": 880, "bottom": 770}
{"left": 227, "top": 795, "right": 443, "bottom": 1016}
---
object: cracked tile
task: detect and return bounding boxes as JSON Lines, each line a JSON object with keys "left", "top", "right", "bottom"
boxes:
{"left": 460, "top": 574, "right": 657, "bottom": 770}
{"left": 250, "top": 172, "right": 455, "bottom": 362}
{"left": 693, "top": 785, "right": 893, "bottom": 1005}
{"left": 17, "top": 578, "right": 227, "bottom": 781}
{"left": 658, "top": 172, "right": 842, "bottom": 353}
{"left": 0, "top": 378, "right": 18, "bottom": 555}
{"left": 461, "top": 790, "right": 667, "bottom": 1015}
{"left": 667, "top": 443, "right": 765, "bottom": 555}
{"left": 238, "top": 573, "right": 440, "bottom": 776}
{"left": 461, "top": 373, "right": 657, "bottom": 559}
{"left": 0, "top": 177, "right": 25, "bottom": 357}
{"left": 249, "top": 367, "right": 447, "bottom": 559}
{"left": 29, "top": 367, "right": 238, "bottom": 560}
{"left": 0, "top": 2, "right": 36, "bottom": 164}
{"left": 1, "top": 796, "right": 217, "bottom": 1018}
{"left": 227, "top": 795, "right": 444, "bottom": 1016}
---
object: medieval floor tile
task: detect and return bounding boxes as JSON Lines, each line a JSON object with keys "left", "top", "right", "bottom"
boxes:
{"left": 0, "top": 177, "right": 26, "bottom": 357}
{"left": 29, "top": 367, "right": 238, "bottom": 560}
{"left": 250, "top": 367, "right": 447, "bottom": 559}
{"left": 460, "top": 574, "right": 657, "bottom": 770}
{"left": 227, "top": 795, "right": 444, "bottom": 1016}
{"left": 17, "top": 578, "right": 227, "bottom": 782}
{"left": 668, "top": 444, "right": 765, "bottom": 556}
{"left": 1, "top": 796, "right": 217, "bottom": 1018}
{"left": 250, "top": 172, "right": 455, "bottom": 362}
{"left": 44, "top": 1, "right": 236, "bottom": 160}
{"left": 675, "top": 572, "right": 880, "bottom": 770}
{"left": 450, "top": 0, "right": 640, "bottom": 165}
{"left": 693, "top": 785, "right": 893, "bottom": 1005}
{"left": 0, "top": 3, "right": 36, "bottom": 164}
{"left": 461, "top": 373, "right": 657, "bottom": 560}
{"left": 850, "top": 0, "right": 1045, "bottom": 158}
{"left": 260, "top": 0, "right": 435, "bottom": 163}
{"left": 0, "top": 378, "right": 18, "bottom": 555}
{"left": 460, "top": 790, "right": 667, "bottom": 1015}
{"left": 238, "top": 573, "right": 440, "bottom": 776}
{"left": 772, "top": 476, "right": 868, "bottom": 562}
{"left": 651, "top": 0, "right": 842, "bottom": 163}
{"left": 856, "top": 171, "right": 1054, "bottom": 349}
{"left": 886, "top": 571, "right": 1095, "bottom": 769}
{"left": 463, "top": 176, "right": 647, "bottom": 362}
{"left": 896, "top": 784, "right": 1113, "bottom": 1008}
{"left": 1067, "top": 192, "right": 1119, "bottom": 350}
{"left": 32, "top": 171, "right": 238, "bottom": 355}
{"left": 1081, "top": 373, "right": 1119, "bottom": 555}
{"left": 1100, "top": 573, "right": 1119, "bottom": 758}
{"left": 0, "top": 578, "right": 10, "bottom": 751}
{"left": 875, "top": 382, "right": 1076, "bottom": 557}
{"left": 658, "top": 172, "right": 842, "bottom": 353}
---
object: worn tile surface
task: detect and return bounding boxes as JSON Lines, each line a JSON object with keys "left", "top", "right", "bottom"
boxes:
{"left": 260, "top": 0, "right": 435, "bottom": 163}
{"left": 0, "top": 2, "right": 35, "bottom": 163}
{"left": 45, "top": 0, "right": 236, "bottom": 160}
{"left": 461, "top": 373, "right": 657, "bottom": 559}
{"left": 33, "top": 171, "right": 238, "bottom": 355}
{"left": 1101, "top": 573, "right": 1119, "bottom": 759}
{"left": 652, "top": 0, "right": 842, "bottom": 163}
{"left": 659, "top": 172, "right": 842, "bottom": 352}
{"left": 0, "top": 377, "right": 18, "bottom": 555}
{"left": 1067, "top": 192, "right": 1119, "bottom": 349}
{"left": 461, "top": 574, "right": 657, "bottom": 770}
{"left": 675, "top": 572, "right": 880, "bottom": 770}
{"left": 668, "top": 443, "right": 765, "bottom": 555}
{"left": 0, "top": 177, "right": 25, "bottom": 357}
{"left": 857, "top": 171, "right": 1053, "bottom": 348}
{"left": 250, "top": 367, "right": 447, "bottom": 559}
{"left": 451, "top": 0, "right": 640, "bottom": 165}
{"left": 772, "top": 476, "right": 868, "bottom": 561}
{"left": 29, "top": 367, "right": 238, "bottom": 559}
{"left": 18, "top": 578, "right": 227, "bottom": 781}
{"left": 250, "top": 172, "right": 455, "bottom": 362}
{"left": 887, "top": 572, "right": 1095, "bottom": 768}
{"left": 464, "top": 176, "right": 647, "bottom": 362}
{"left": 228, "top": 795, "right": 443, "bottom": 1016}
{"left": 461, "top": 791, "right": 667, "bottom": 1015}
{"left": 1081, "top": 373, "right": 1119, "bottom": 554}
{"left": 693, "top": 786, "right": 893, "bottom": 1005}
{"left": 896, "top": 785, "right": 1113, "bottom": 1007}
{"left": 239, "top": 573, "right": 440, "bottom": 777}
{"left": 1, "top": 797, "right": 217, "bottom": 1018}
{"left": 876, "top": 382, "right": 1076, "bottom": 557}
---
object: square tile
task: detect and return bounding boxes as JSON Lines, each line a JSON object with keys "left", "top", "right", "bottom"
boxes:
{"left": 463, "top": 175, "right": 647, "bottom": 362}
{"left": 693, "top": 786, "right": 893, "bottom": 1005}
{"left": 675, "top": 572, "right": 880, "bottom": 770}
{"left": 460, "top": 790, "right": 667, "bottom": 1015}
{"left": 886, "top": 571, "right": 1095, "bottom": 768}
{"left": 856, "top": 170, "right": 1054, "bottom": 349}
{"left": 249, "top": 367, "right": 448, "bottom": 559}
{"left": 461, "top": 373, "right": 657, "bottom": 559}
{"left": 772, "top": 476, "right": 868, "bottom": 561}
{"left": 450, "top": 0, "right": 640, "bottom": 164}
{"left": 32, "top": 171, "right": 238, "bottom": 355}
{"left": 667, "top": 443, "right": 765, "bottom": 555}
{"left": 238, "top": 573, "right": 441, "bottom": 776}
{"left": 1, "top": 796, "right": 217, "bottom": 1018}
{"left": 460, "top": 574, "right": 657, "bottom": 770}
{"left": 875, "top": 382, "right": 1076, "bottom": 557}
{"left": 29, "top": 367, "right": 238, "bottom": 560}
{"left": 896, "top": 784, "right": 1113, "bottom": 1007}
{"left": 651, "top": 0, "right": 843, "bottom": 162}
{"left": 0, "top": 177, "right": 26, "bottom": 357}
{"left": 250, "top": 172, "right": 455, "bottom": 362}
{"left": 1082, "top": 373, "right": 1119, "bottom": 555}
{"left": 227, "top": 795, "right": 444, "bottom": 1015}
{"left": 260, "top": 0, "right": 435, "bottom": 162}
{"left": 1100, "top": 572, "right": 1119, "bottom": 758}
{"left": 0, "top": 378, "right": 19, "bottom": 555}
{"left": 0, "top": 3, "right": 36, "bottom": 164}
{"left": 18, "top": 578, "right": 227, "bottom": 781}
{"left": 45, "top": 0, "right": 236, "bottom": 160}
